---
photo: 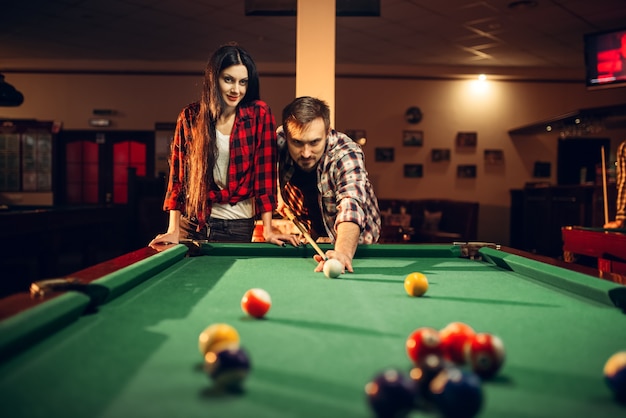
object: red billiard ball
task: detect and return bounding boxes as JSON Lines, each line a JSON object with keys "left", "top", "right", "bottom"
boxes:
{"left": 464, "top": 332, "right": 505, "bottom": 379}
{"left": 241, "top": 288, "right": 271, "bottom": 319}
{"left": 604, "top": 351, "right": 626, "bottom": 402}
{"left": 406, "top": 327, "right": 444, "bottom": 365}
{"left": 439, "top": 322, "right": 476, "bottom": 365}
{"left": 364, "top": 368, "right": 416, "bottom": 418}
{"left": 429, "top": 367, "right": 483, "bottom": 418}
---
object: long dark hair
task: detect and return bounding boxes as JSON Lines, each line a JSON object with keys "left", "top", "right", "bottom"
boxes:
{"left": 186, "top": 43, "right": 260, "bottom": 218}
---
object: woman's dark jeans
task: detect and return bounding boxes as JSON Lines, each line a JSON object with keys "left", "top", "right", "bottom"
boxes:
{"left": 179, "top": 216, "right": 255, "bottom": 242}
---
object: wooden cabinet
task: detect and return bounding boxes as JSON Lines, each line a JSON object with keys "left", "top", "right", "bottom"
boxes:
{"left": 510, "top": 185, "right": 616, "bottom": 257}
{"left": 0, "top": 120, "right": 55, "bottom": 205}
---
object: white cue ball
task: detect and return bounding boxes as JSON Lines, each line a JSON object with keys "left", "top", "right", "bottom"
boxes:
{"left": 323, "top": 258, "right": 343, "bottom": 278}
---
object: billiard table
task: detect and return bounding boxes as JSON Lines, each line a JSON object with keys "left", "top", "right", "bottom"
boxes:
{"left": 1, "top": 242, "right": 625, "bottom": 418}
{"left": 562, "top": 226, "right": 626, "bottom": 275}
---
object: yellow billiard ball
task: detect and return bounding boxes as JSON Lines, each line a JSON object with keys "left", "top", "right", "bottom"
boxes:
{"left": 404, "top": 272, "right": 429, "bottom": 297}
{"left": 198, "top": 323, "right": 240, "bottom": 356}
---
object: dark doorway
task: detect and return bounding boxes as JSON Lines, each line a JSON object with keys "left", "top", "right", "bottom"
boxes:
{"left": 557, "top": 137, "right": 610, "bottom": 185}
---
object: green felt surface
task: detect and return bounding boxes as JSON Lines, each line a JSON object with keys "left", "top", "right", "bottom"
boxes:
{"left": 0, "top": 244, "right": 625, "bottom": 418}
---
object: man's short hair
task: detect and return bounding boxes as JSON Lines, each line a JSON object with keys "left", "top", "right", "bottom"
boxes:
{"left": 282, "top": 96, "right": 331, "bottom": 133}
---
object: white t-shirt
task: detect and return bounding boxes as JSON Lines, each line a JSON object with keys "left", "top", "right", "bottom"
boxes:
{"left": 210, "top": 129, "right": 253, "bottom": 220}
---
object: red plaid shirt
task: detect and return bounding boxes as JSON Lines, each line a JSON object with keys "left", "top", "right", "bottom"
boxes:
{"left": 163, "top": 100, "right": 277, "bottom": 228}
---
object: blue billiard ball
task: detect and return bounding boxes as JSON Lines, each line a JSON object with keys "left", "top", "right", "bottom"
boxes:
{"left": 365, "top": 368, "right": 416, "bottom": 417}
{"left": 604, "top": 351, "right": 626, "bottom": 403}
{"left": 429, "top": 367, "right": 483, "bottom": 418}
{"left": 204, "top": 346, "right": 251, "bottom": 391}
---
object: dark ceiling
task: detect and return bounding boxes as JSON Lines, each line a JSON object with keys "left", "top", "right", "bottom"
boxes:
{"left": 1, "top": 0, "right": 626, "bottom": 77}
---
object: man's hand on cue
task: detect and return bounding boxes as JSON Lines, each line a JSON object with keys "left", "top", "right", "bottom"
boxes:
{"left": 314, "top": 250, "right": 353, "bottom": 274}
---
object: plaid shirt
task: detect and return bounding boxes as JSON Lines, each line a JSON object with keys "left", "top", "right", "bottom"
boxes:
{"left": 616, "top": 140, "right": 626, "bottom": 222}
{"left": 277, "top": 127, "right": 381, "bottom": 244}
{"left": 163, "top": 100, "right": 277, "bottom": 228}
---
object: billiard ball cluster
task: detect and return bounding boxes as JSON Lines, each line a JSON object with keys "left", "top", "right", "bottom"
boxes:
{"left": 198, "top": 323, "right": 251, "bottom": 392}
{"left": 365, "top": 363, "right": 483, "bottom": 418}
{"left": 365, "top": 322, "right": 505, "bottom": 418}
{"left": 404, "top": 325, "right": 488, "bottom": 417}
{"left": 604, "top": 350, "right": 626, "bottom": 403}
{"left": 419, "top": 322, "right": 505, "bottom": 380}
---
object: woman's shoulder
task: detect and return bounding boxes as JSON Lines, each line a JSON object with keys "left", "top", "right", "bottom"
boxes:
{"left": 178, "top": 102, "right": 200, "bottom": 119}
{"left": 185, "top": 101, "right": 201, "bottom": 112}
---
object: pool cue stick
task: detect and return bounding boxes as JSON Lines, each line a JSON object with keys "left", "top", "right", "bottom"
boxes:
{"left": 283, "top": 207, "right": 328, "bottom": 260}
{"left": 601, "top": 146, "right": 609, "bottom": 225}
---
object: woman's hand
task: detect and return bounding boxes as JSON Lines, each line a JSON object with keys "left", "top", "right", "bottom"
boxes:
{"left": 148, "top": 232, "right": 179, "bottom": 247}
{"left": 263, "top": 230, "right": 301, "bottom": 247}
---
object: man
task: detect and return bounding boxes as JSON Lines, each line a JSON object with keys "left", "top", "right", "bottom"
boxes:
{"left": 277, "top": 96, "right": 381, "bottom": 274}
{"left": 604, "top": 140, "right": 626, "bottom": 229}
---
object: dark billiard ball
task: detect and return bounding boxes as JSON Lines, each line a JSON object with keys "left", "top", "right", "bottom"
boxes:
{"left": 406, "top": 327, "right": 443, "bottom": 365}
{"left": 409, "top": 353, "right": 446, "bottom": 409}
{"left": 464, "top": 332, "right": 505, "bottom": 379}
{"left": 364, "top": 368, "right": 416, "bottom": 418}
{"left": 604, "top": 351, "right": 626, "bottom": 402}
{"left": 429, "top": 367, "right": 483, "bottom": 418}
{"left": 204, "top": 346, "right": 251, "bottom": 391}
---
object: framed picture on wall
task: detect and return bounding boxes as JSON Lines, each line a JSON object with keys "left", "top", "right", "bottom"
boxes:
{"left": 484, "top": 149, "right": 504, "bottom": 164}
{"left": 375, "top": 147, "right": 395, "bottom": 162}
{"left": 457, "top": 164, "right": 477, "bottom": 178}
{"left": 404, "top": 164, "right": 423, "bottom": 178}
{"left": 402, "top": 130, "right": 423, "bottom": 146}
{"left": 431, "top": 148, "right": 451, "bottom": 162}
{"left": 456, "top": 132, "right": 477, "bottom": 148}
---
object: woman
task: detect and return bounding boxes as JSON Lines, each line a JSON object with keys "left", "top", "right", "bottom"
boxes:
{"left": 149, "top": 43, "right": 298, "bottom": 247}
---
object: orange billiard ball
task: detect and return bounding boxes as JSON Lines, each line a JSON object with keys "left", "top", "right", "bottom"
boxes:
{"left": 198, "top": 323, "right": 240, "bottom": 356}
{"left": 241, "top": 288, "right": 272, "bottom": 319}
{"left": 404, "top": 272, "right": 429, "bottom": 297}
{"left": 439, "top": 322, "right": 476, "bottom": 365}
{"left": 604, "top": 351, "right": 626, "bottom": 402}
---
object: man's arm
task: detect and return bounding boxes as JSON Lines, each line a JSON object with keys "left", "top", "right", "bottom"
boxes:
{"left": 605, "top": 140, "right": 626, "bottom": 228}
{"left": 314, "top": 221, "right": 360, "bottom": 273}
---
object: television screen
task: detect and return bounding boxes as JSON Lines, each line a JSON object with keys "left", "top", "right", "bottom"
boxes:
{"left": 584, "top": 27, "right": 626, "bottom": 89}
